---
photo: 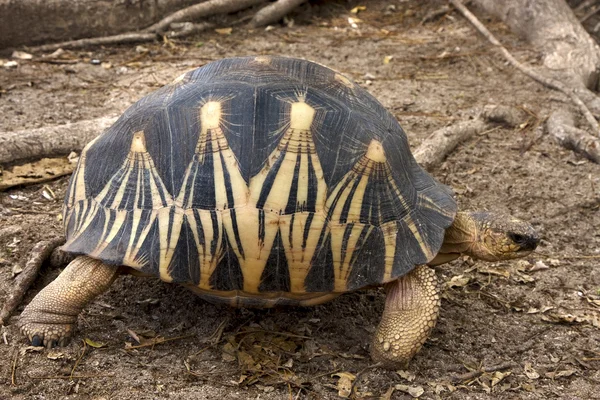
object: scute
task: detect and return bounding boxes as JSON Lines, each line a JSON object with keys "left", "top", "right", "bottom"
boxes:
{"left": 62, "top": 56, "right": 457, "bottom": 298}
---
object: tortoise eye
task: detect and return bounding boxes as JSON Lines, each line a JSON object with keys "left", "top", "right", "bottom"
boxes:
{"left": 508, "top": 233, "right": 526, "bottom": 244}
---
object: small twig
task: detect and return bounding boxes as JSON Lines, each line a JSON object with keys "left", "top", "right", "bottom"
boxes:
{"left": 451, "top": 361, "right": 516, "bottom": 383}
{"left": 11, "top": 349, "right": 18, "bottom": 386}
{"left": 449, "top": 0, "right": 599, "bottom": 136}
{"left": 125, "top": 334, "right": 194, "bottom": 350}
{"left": 70, "top": 340, "right": 88, "bottom": 380}
{"left": 581, "top": 4, "right": 600, "bottom": 24}
{"left": 349, "top": 363, "right": 383, "bottom": 399}
{"left": 420, "top": 1, "right": 470, "bottom": 25}
{"left": 234, "top": 329, "right": 311, "bottom": 340}
{"left": 250, "top": 0, "right": 307, "bottom": 28}
{"left": 0, "top": 238, "right": 64, "bottom": 326}
{"left": 29, "top": 374, "right": 115, "bottom": 380}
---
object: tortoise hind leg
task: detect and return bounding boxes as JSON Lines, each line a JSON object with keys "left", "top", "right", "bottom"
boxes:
{"left": 19, "top": 256, "right": 118, "bottom": 348}
{"left": 371, "top": 265, "right": 440, "bottom": 368}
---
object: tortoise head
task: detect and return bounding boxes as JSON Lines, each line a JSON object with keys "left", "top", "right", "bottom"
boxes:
{"left": 443, "top": 212, "right": 540, "bottom": 262}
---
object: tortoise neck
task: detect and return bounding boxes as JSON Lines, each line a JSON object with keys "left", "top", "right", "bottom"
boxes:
{"left": 440, "top": 212, "right": 479, "bottom": 255}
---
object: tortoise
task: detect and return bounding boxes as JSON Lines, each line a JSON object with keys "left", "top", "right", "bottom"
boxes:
{"left": 19, "top": 56, "right": 539, "bottom": 368}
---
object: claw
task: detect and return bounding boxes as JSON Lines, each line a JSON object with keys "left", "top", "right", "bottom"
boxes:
{"left": 31, "top": 335, "right": 43, "bottom": 347}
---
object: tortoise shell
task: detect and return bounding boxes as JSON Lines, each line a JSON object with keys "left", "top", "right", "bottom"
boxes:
{"left": 62, "top": 56, "right": 456, "bottom": 304}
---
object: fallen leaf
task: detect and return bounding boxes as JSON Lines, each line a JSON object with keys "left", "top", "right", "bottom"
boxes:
{"left": 545, "top": 369, "right": 576, "bottom": 379}
{"left": 478, "top": 265, "right": 510, "bottom": 278}
{"left": 350, "top": 6, "right": 366, "bottom": 14}
{"left": 383, "top": 55, "right": 394, "bottom": 64}
{"left": 530, "top": 260, "right": 549, "bottom": 271}
{"left": 491, "top": 371, "right": 510, "bottom": 386}
{"left": 47, "top": 351, "right": 65, "bottom": 360}
{"left": 446, "top": 275, "right": 470, "bottom": 288}
{"left": 396, "top": 370, "right": 416, "bottom": 382}
{"left": 395, "top": 384, "right": 424, "bottom": 398}
{"left": 524, "top": 362, "right": 540, "bottom": 379}
{"left": 215, "top": 27, "right": 232, "bottom": 35}
{"left": 84, "top": 338, "right": 106, "bottom": 348}
{"left": 333, "top": 372, "right": 356, "bottom": 398}
{"left": 20, "top": 346, "right": 44, "bottom": 355}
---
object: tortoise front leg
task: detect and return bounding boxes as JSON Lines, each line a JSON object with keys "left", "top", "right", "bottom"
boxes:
{"left": 371, "top": 265, "right": 440, "bottom": 368}
{"left": 19, "top": 256, "right": 118, "bottom": 348}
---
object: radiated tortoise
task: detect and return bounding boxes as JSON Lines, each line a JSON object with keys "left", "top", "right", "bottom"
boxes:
{"left": 19, "top": 56, "right": 539, "bottom": 368}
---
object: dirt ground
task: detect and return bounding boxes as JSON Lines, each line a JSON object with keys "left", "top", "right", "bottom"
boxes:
{"left": 0, "top": 1, "right": 599, "bottom": 399}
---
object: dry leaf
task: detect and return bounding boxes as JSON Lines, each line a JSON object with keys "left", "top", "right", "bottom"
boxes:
{"left": 491, "top": 371, "right": 510, "bottom": 386}
{"left": 0, "top": 157, "right": 75, "bottom": 191}
{"left": 396, "top": 370, "right": 416, "bottom": 382}
{"left": 524, "top": 362, "right": 540, "bottom": 379}
{"left": 383, "top": 55, "right": 394, "bottom": 64}
{"left": 446, "top": 275, "right": 470, "bottom": 288}
{"left": 530, "top": 260, "right": 549, "bottom": 271}
{"left": 84, "top": 338, "right": 106, "bottom": 348}
{"left": 215, "top": 27, "right": 232, "bottom": 35}
{"left": 395, "top": 384, "right": 424, "bottom": 398}
{"left": 350, "top": 6, "right": 366, "bottom": 14}
{"left": 333, "top": 372, "right": 356, "bottom": 398}
{"left": 478, "top": 265, "right": 510, "bottom": 278}
{"left": 47, "top": 351, "right": 65, "bottom": 360}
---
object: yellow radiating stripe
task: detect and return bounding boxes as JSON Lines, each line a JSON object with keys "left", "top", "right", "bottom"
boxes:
{"left": 328, "top": 171, "right": 369, "bottom": 223}
{"left": 212, "top": 133, "right": 229, "bottom": 209}
{"left": 330, "top": 223, "right": 370, "bottom": 292}
{"left": 297, "top": 150, "right": 309, "bottom": 208}
{"left": 381, "top": 222, "right": 398, "bottom": 282}
{"left": 122, "top": 210, "right": 158, "bottom": 267}
{"left": 157, "top": 207, "right": 184, "bottom": 282}
{"left": 221, "top": 207, "right": 279, "bottom": 293}
{"left": 279, "top": 212, "right": 326, "bottom": 293}
{"left": 90, "top": 209, "right": 128, "bottom": 257}
{"left": 108, "top": 162, "right": 134, "bottom": 209}
{"left": 185, "top": 210, "right": 224, "bottom": 290}
{"left": 403, "top": 214, "right": 433, "bottom": 261}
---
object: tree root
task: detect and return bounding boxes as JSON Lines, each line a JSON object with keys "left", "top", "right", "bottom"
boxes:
{"left": 547, "top": 110, "right": 600, "bottom": 164}
{"left": 28, "top": 23, "right": 215, "bottom": 53}
{"left": 0, "top": 238, "right": 64, "bottom": 326}
{"left": 250, "top": 0, "right": 308, "bottom": 28}
{"left": 450, "top": 0, "right": 599, "bottom": 135}
{"left": 413, "top": 114, "right": 487, "bottom": 171}
{"left": 0, "top": 116, "right": 117, "bottom": 166}
{"left": 145, "top": 0, "right": 265, "bottom": 34}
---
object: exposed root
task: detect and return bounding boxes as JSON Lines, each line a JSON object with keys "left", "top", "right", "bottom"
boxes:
{"left": 250, "top": 0, "right": 308, "bottom": 28}
{"left": 145, "top": 0, "right": 266, "bottom": 33}
{"left": 28, "top": 33, "right": 158, "bottom": 53}
{"left": 412, "top": 114, "right": 487, "bottom": 171}
{"left": 28, "top": 22, "right": 214, "bottom": 53}
{"left": 26, "top": 0, "right": 263, "bottom": 52}
{"left": 0, "top": 238, "right": 64, "bottom": 326}
{"left": 547, "top": 110, "right": 600, "bottom": 164}
{"left": 0, "top": 117, "right": 116, "bottom": 166}
{"left": 450, "top": 0, "right": 599, "bottom": 136}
